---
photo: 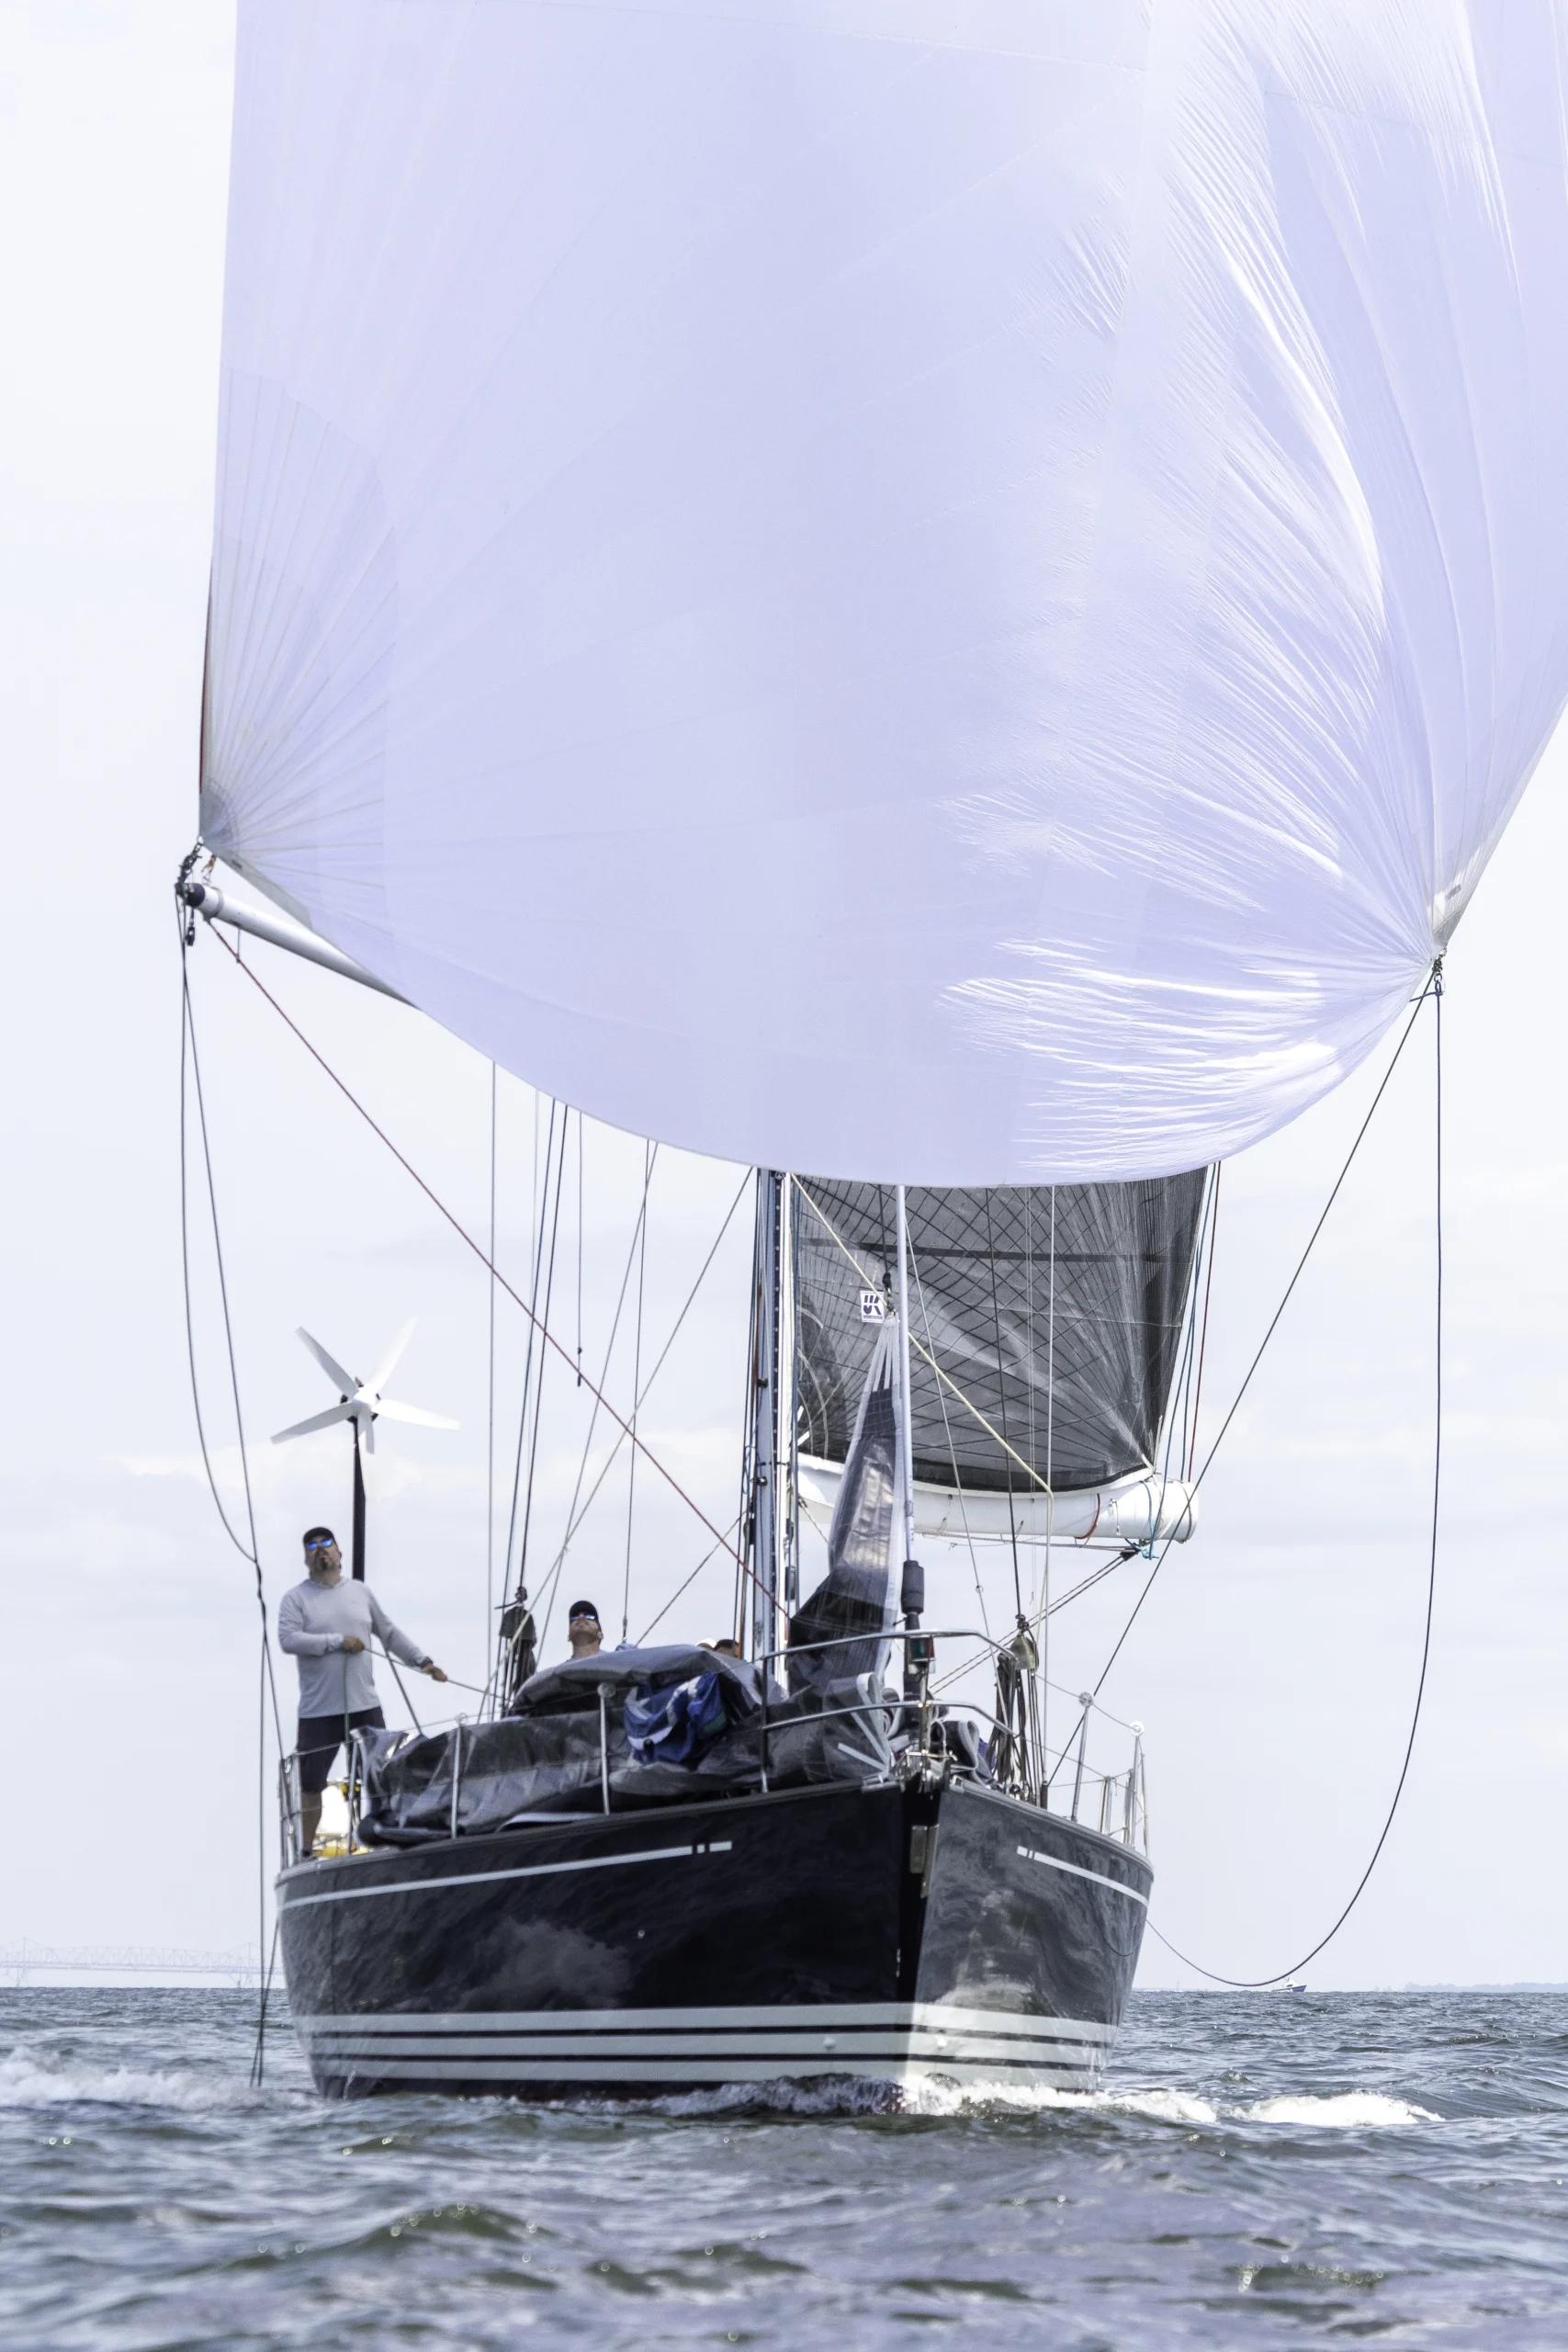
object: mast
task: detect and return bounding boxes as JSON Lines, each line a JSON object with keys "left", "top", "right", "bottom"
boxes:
{"left": 747, "top": 1171, "right": 783, "bottom": 1663}
{"left": 778, "top": 1172, "right": 798, "bottom": 1623}
{"left": 894, "top": 1184, "right": 926, "bottom": 1690}
{"left": 894, "top": 1184, "right": 916, "bottom": 1567}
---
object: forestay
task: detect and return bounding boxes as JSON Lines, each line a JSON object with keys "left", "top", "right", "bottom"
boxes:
{"left": 203, "top": 1, "right": 1568, "bottom": 1182}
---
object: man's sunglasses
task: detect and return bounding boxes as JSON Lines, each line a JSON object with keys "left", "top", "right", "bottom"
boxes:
{"left": 305, "top": 1535, "right": 337, "bottom": 1553}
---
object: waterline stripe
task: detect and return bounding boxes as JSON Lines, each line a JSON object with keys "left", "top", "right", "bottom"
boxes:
{"left": 1017, "top": 1845, "right": 1149, "bottom": 1906}
{"left": 290, "top": 2002, "right": 1113, "bottom": 2042}
{"left": 304, "top": 2040, "right": 1097, "bottom": 2069}
{"left": 310, "top": 2053, "right": 1102, "bottom": 2086}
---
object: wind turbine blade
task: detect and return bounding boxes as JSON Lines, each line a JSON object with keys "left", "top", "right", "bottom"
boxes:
{"left": 271, "top": 1402, "right": 354, "bottom": 1444}
{"left": 360, "top": 1412, "right": 376, "bottom": 1455}
{"left": 368, "top": 1318, "right": 416, "bottom": 1396}
{"left": 373, "top": 1397, "right": 460, "bottom": 1431}
{"left": 298, "top": 1328, "right": 356, "bottom": 1393}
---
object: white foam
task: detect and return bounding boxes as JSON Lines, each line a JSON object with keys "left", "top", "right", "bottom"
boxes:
{"left": 644, "top": 2077, "right": 1435, "bottom": 2129}
{"left": 0, "top": 2048, "right": 263, "bottom": 2113}
{"left": 1241, "top": 2092, "right": 1438, "bottom": 2129}
{"left": 649, "top": 2076, "right": 1221, "bottom": 2123}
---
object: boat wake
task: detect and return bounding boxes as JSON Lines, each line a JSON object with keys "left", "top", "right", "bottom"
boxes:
{"left": 650, "top": 2076, "right": 1438, "bottom": 2128}
{"left": 0, "top": 2047, "right": 1436, "bottom": 2131}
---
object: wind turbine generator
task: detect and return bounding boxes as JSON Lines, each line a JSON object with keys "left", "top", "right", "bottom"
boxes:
{"left": 272, "top": 1321, "right": 457, "bottom": 1579}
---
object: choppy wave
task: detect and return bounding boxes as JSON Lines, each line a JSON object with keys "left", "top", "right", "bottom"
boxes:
{"left": 0, "top": 2043, "right": 1438, "bottom": 2133}
{"left": 1241, "top": 2091, "right": 1438, "bottom": 2128}
{"left": 0, "top": 2048, "right": 262, "bottom": 2113}
{"left": 3, "top": 1989, "right": 1563, "bottom": 2350}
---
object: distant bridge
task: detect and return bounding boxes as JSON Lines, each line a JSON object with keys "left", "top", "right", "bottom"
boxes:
{"left": 0, "top": 1941, "right": 263, "bottom": 1984}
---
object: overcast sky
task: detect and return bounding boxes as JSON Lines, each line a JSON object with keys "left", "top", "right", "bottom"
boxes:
{"left": 2, "top": 2, "right": 1565, "bottom": 1992}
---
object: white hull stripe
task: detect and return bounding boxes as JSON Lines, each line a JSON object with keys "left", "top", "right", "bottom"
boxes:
{"left": 307, "top": 2054, "right": 1103, "bottom": 2086}
{"left": 282, "top": 1838, "right": 729, "bottom": 1911}
{"left": 292, "top": 2003, "right": 1116, "bottom": 2086}
{"left": 1017, "top": 1845, "right": 1149, "bottom": 1906}
{"left": 292, "top": 2001, "right": 1113, "bottom": 2044}
{"left": 304, "top": 2041, "right": 1099, "bottom": 2072}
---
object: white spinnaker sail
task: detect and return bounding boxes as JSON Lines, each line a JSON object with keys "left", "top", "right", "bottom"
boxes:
{"left": 203, "top": 0, "right": 1568, "bottom": 1182}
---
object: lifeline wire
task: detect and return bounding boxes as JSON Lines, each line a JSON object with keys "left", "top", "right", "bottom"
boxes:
{"left": 1145, "top": 971, "right": 1445, "bottom": 1987}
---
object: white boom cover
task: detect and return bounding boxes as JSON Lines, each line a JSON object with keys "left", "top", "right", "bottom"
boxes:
{"left": 204, "top": 0, "right": 1568, "bottom": 1182}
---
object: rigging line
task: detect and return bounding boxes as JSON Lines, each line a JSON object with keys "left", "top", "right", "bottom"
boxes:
{"left": 502, "top": 1099, "right": 558, "bottom": 1611}
{"left": 909, "top": 1248, "right": 989, "bottom": 1642}
{"left": 248, "top": 1643, "right": 268, "bottom": 2086}
{"left": 793, "top": 1179, "right": 1054, "bottom": 1498}
{"left": 178, "top": 933, "right": 260, "bottom": 1572}
{"left": 178, "top": 925, "right": 284, "bottom": 1745}
{"left": 533, "top": 1166, "right": 751, "bottom": 1633}
{"left": 928, "top": 1552, "right": 1138, "bottom": 1698}
{"left": 1047, "top": 1544, "right": 1140, "bottom": 1616}
{"left": 1036, "top": 1185, "right": 1057, "bottom": 1652}
{"left": 370, "top": 1645, "right": 487, "bottom": 1699}
{"left": 530, "top": 1149, "right": 659, "bottom": 1667}
{"left": 983, "top": 1190, "right": 1026, "bottom": 1622}
{"left": 486, "top": 1062, "right": 497, "bottom": 1697}
{"left": 1187, "top": 1165, "right": 1222, "bottom": 1479}
{"left": 1089, "top": 972, "right": 1438, "bottom": 1709}
{"left": 203, "top": 928, "right": 747, "bottom": 1571}
{"left": 1148, "top": 971, "right": 1444, "bottom": 1988}
{"left": 1173, "top": 1169, "right": 1217, "bottom": 1482}
{"left": 179, "top": 911, "right": 282, "bottom": 2089}
{"left": 1173, "top": 1178, "right": 1212, "bottom": 1477}
{"left": 1151, "top": 1212, "right": 1201, "bottom": 1534}
{"left": 513, "top": 1115, "right": 569, "bottom": 1616}
{"left": 380, "top": 1647, "right": 426, "bottom": 1738}
{"left": 636, "top": 1514, "right": 744, "bottom": 1644}
{"left": 732, "top": 1223, "right": 758, "bottom": 1651}
{"left": 623, "top": 1140, "right": 653, "bottom": 1642}
{"left": 249, "top": 1916, "right": 281, "bottom": 2090}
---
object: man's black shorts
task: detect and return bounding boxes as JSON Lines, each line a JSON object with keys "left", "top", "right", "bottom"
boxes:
{"left": 296, "top": 1708, "right": 386, "bottom": 1794}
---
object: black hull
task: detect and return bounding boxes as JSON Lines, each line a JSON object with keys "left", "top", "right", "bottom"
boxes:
{"left": 277, "top": 1778, "right": 1151, "bottom": 2098}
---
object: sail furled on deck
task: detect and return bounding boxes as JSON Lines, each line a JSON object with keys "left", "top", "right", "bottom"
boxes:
{"left": 204, "top": 2, "right": 1568, "bottom": 1183}
{"left": 795, "top": 1177, "right": 1209, "bottom": 1497}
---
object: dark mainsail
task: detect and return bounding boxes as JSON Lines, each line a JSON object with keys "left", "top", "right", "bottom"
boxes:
{"left": 795, "top": 1176, "right": 1209, "bottom": 1496}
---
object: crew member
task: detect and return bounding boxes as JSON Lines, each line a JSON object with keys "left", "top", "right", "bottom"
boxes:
{"left": 566, "top": 1600, "right": 604, "bottom": 1658}
{"left": 277, "top": 1526, "right": 447, "bottom": 1857}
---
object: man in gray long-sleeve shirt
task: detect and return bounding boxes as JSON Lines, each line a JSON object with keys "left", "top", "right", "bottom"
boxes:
{"left": 277, "top": 1525, "right": 447, "bottom": 1856}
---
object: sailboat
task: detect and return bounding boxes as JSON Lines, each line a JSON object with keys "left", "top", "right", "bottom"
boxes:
{"left": 186, "top": 3, "right": 1568, "bottom": 2098}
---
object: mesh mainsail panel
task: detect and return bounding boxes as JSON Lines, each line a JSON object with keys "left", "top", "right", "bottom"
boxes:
{"left": 795, "top": 1176, "right": 1209, "bottom": 1495}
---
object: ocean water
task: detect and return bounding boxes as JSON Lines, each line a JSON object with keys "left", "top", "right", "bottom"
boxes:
{"left": 2, "top": 1986, "right": 1566, "bottom": 2347}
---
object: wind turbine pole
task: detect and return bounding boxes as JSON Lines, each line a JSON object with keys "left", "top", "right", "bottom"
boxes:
{"left": 352, "top": 1418, "right": 367, "bottom": 1581}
